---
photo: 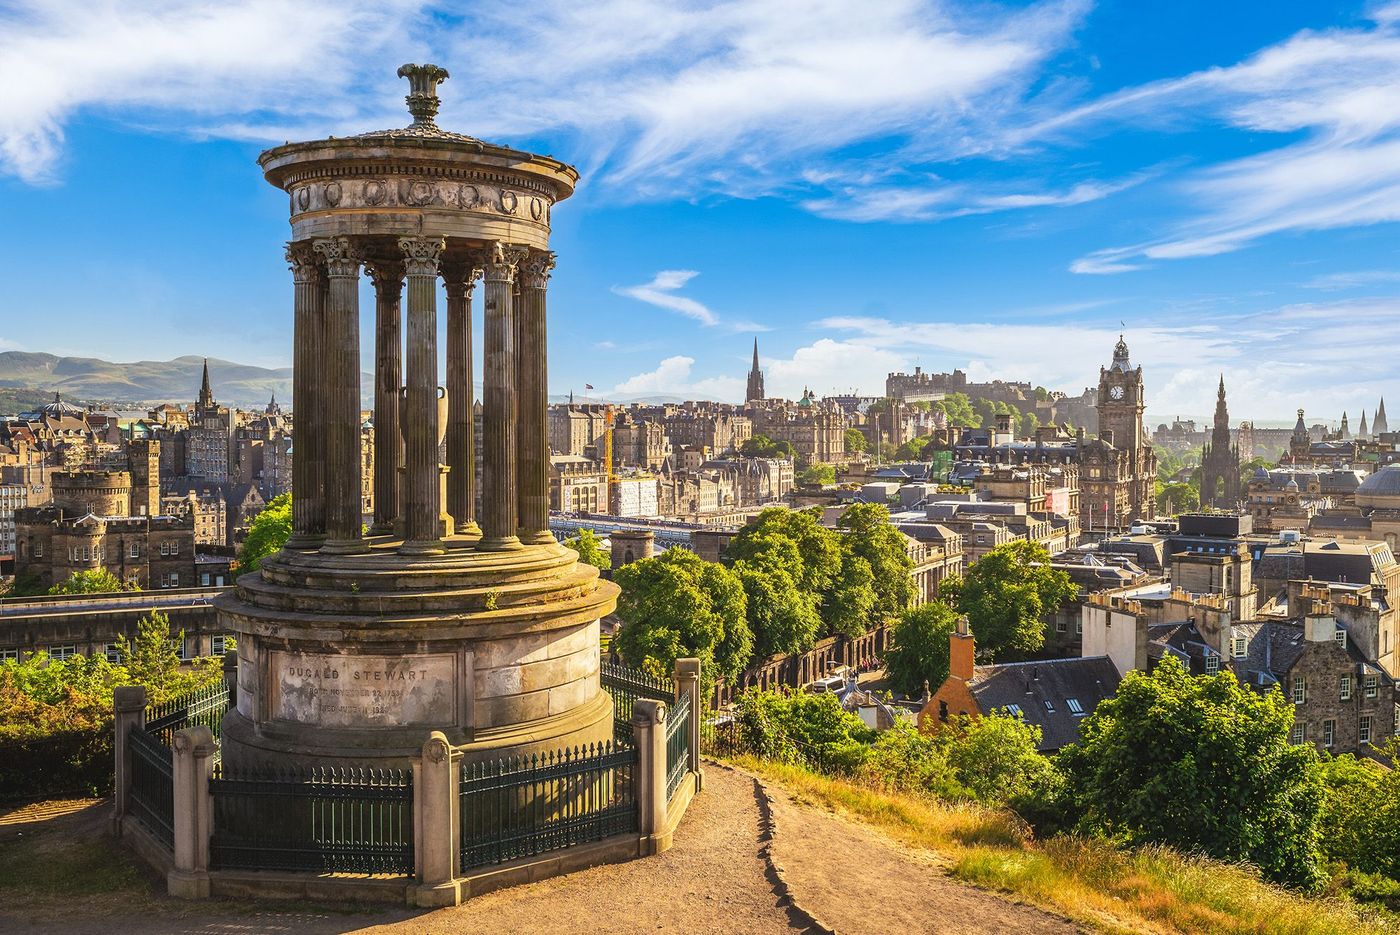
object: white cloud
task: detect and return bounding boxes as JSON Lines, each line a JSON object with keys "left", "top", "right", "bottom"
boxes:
{"left": 610, "top": 355, "right": 745, "bottom": 401}
{"left": 611, "top": 270, "right": 718, "bottom": 326}
{"left": 1302, "top": 269, "right": 1400, "bottom": 290}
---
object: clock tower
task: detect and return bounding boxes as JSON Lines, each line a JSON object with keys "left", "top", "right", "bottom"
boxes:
{"left": 1080, "top": 335, "right": 1156, "bottom": 532}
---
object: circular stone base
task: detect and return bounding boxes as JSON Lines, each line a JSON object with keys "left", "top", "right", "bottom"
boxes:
{"left": 215, "top": 535, "right": 620, "bottom": 772}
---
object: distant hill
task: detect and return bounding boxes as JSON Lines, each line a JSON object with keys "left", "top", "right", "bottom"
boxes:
{"left": 0, "top": 352, "right": 293, "bottom": 410}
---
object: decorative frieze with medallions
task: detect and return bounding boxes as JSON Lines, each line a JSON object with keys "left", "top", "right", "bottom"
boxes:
{"left": 287, "top": 176, "right": 552, "bottom": 225}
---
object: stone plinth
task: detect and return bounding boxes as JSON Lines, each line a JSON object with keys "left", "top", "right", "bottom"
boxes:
{"left": 216, "top": 539, "right": 618, "bottom": 768}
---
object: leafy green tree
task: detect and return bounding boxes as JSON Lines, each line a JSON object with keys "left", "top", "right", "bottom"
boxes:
{"left": 1318, "top": 744, "right": 1400, "bottom": 881}
{"left": 732, "top": 688, "right": 875, "bottom": 773}
{"left": 797, "top": 462, "right": 836, "bottom": 486}
{"left": 115, "top": 611, "right": 183, "bottom": 696}
{"left": 735, "top": 560, "right": 821, "bottom": 659}
{"left": 931, "top": 392, "right": 979, "bottom": 427}
{"left": 882, "top": 600, "right": 960, "bottom": 696}
{"left": 1020, "top": 411, "right": 1040, "bottom": 438}
{"left": 838, "top": 502, "right": 915, "bottom": 620}
{"left": 822, "top": 554, "right": 876, "bottom": 640}
{"left": 844, "top": 428, "right": 868, "bottom": 453}
{"left": 1058, "top": 656, "right": 1326, "bottom": 889}
{"left": 613, "top": 549, "right": 752, "bottom": 682}
{"left": 939, "top": 540, "right": 1074, "bottom": 659}
{"left": 740, "top": 434, "right": 795, "bottom": 459}
{"left": 237, "top": 492, "right": 291, "bottom": 574}
{"left": 562, "top": 527, "right": 610, "bottom": 570}
{"left": 1156, "top": 481, "right": 1200, "bottom": 515}
{"left": 893, "top": 439, "right": 927, "bottom": 461}
{"left": 936, "top": 712, "right": 1063, "bottom": 808}
{"left": 725, "top": 508, "right": 842, "bottom": 597}
{"left": 48, "top": 568, "right": 135, "bottom": 595}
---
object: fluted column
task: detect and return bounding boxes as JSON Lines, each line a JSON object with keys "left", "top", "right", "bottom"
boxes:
{"left": 480, "top": 242, "right": 529, "bottom": 551}
{"left": 367, "top": 258, "right": 405, "bottom": 535}
{"left": 313, "top": 237, "right": 367, "bottom": 553}
{"left": 517, "top": 250, "right": 555, "bottom": 544}
{"left": 399, "top": 236, "right": 446, "bottom": 555}
{"left": 443, "top": 261, "right": 481, "bottom": 537}
{"left": 285, "top": 243, "right": 325, "bottom": 549}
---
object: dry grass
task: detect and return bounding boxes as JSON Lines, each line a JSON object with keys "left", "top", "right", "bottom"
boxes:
{"left": 732, "top": 756, "right": 1397, "bottom": 935}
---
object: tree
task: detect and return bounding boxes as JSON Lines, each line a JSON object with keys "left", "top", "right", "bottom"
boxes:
{"left": 838, "top": 502, "right": 915, "bottom": 620}
{"left": 844, "top": 428, "right": 867, "bottom": 454}
{"left": 893, "top": 439, "right": 926, "bottom": 461}
{"left": 115, "top": 610, "right": 183, "bottom": 695}
{"left": 613, "top": 549, "right": 752, "bottom": 682}
{"left": 797, "top": 462, "right": 836, "bottom": 486}
{"left": 1020, "top": 411, "right": 1040, "bottom": 438}
{"left": 940, "top": 540, "right": 1074, "bottom": 659}
{"left": 1317, "top": 744, "right": 1400, "bottom": 881}
{"left": 48, "top": 569, "right": 135, "bottom": 595}
{"left": 237, "top": 493, "right": 291, "bottom": 574}
{"left": 562, "top": 527, "right": 610, "bottom": 570}
{"left": 725, "top": 508, "right": 842, "bottom": 597}
{"left": 740, "top": 434, "right": 794, "bottom": 460}
{"left": 735, "top": 560, "right": 821, "bottom": 659}
{"left": 931, "top": 392, "right": 979, "bottom": 427}
{"left": 1058, "top": 656, "right": 1326, "bottom": 889}
{"left": 882, "top": 600, "right": 960, "bottom": 696}
{"left": 822, "top": 554, "right": 876, "bottom": 640}
{"left": 1155, "top": 481, "right": 1199, "bottom": 515}
{"left": 935, "top": 712, "right": 1063, "bottom": 808}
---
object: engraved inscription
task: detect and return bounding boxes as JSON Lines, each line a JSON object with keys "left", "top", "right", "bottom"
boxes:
{"left": 269, "top": 650, "right": 457, "bottom": 727}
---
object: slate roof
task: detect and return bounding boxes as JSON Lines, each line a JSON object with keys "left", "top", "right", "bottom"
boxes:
{"left": 967, "top": 656, "right": 1121, "bottom": 751}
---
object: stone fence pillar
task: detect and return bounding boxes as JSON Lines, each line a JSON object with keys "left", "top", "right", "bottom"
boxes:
{"left": 167, "top": 725, "right": 216, "bottom": 898}
{"left": 412, "top": 731, "right": 461, "bottom": 907}
{"left": 673, "top": 657, "right": 702, "bottom": 790}
{"left": 221, "top": 649, "right": 238, "bottom": 710}
{"left": 632, "top": 699, "right": 668, "bottom": 854}
{"left": 111, "top": 685, "right": 147, "bottom": 835}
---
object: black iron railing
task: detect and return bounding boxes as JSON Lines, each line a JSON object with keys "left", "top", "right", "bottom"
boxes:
{"left": 209, "top": 764, "right": 414, "bottom": 875}
{"left": 459, "top": 742, "right": 638, "bottom": 871}
{"left": 145, "top": 683, "right": 229, "bottom": 747}
{"left": 127, "top": 722, "right": 174, "bottom": 848}
{"left": 666, "top": 691, "right": 691, "bottom": 802}
{"left": 600, "top": 661, "right": 673, "bottom": 741}
{"left": 700, "top": 717, "right": 742, "bottom": 758}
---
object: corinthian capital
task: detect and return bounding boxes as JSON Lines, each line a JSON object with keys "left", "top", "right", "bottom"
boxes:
{"left": 398, "top": 236, "right": 446, "bottom": 277}
{"left": 312, "top": 237, "right": 362, "bottom": 278}
{"left": 285, "top": 242, "right": 320, "bottom": 284}
{"left": 364, "top": 256, "right": 406, "bottom": 293}
{"left": 479, "top": 241, "right": 529, "bottom": 283}
{"left": 441, "top": 259, "right": 480, "bottom": 299}
{"left": 522, "top": 250, "right": 556, "bottom": 290}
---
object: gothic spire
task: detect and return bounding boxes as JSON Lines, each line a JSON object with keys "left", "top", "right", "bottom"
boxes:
{"left": 197, "top": 357, "right": 214, "bottom": 412}
{"left": 1376, "top": 397, "right": 1390, "bottom": 435}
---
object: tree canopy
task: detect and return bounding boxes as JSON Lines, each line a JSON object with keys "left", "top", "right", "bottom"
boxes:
{"left": 843, "top": 428, "right": 867, "bottom": 454}
{"left": 939, "top": 540, "right": 1073, "bottom": 660}
{"left": 882, "top": 600, "right": 960, "bottom": 696}
{"left": 797, "top": 462, "right": 837, "bottom": 486}
{"left": 237, "top": 492, "right": 291, "bottom": 575}
{"left": 1058, "top": 656, "right": 1326, "bottom": 889}
{"left": 613, "top": 548, "right": 751, "bottom": 682}
{"left": 739, "top": 434, "right": 795, "bottom": 460}
{"left": 48, "top": 569, "right": 136, "bottom": 595}
{"left": 837, "top": 502, "right": 915, "bottom": 620}
{"left": 562, "top": 527, "right": 610, "bottom": 570}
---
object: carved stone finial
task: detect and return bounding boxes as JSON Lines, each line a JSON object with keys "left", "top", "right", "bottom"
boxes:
{"left": 397, "top": 63, "right": 450, "bottom": 127}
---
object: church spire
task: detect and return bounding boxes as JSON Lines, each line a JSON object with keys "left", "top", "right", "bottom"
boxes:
{"left": 745, "top": 337, "right": 765, "bottom": 402}
{"left": 1360, "top": 410, "right": 1369, "bottom": 438}
{"left": 1376, "top": 397, "right": 1389, "bottom": 436}
{"left": 197, "top": 357, "right": 215, "bottom": 413}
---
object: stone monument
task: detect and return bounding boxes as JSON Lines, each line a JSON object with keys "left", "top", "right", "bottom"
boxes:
{"left": 217, "top": 64, "right": 618, "bottom": 768}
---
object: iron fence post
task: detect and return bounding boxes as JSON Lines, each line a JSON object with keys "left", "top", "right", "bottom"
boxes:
{"left": 632, "top": 699, "right": 667, "bottom": 854}
{"left": 673, "top": 657, "right": 702, "bottom": 792}
{"left": 412, "top": 731, "right": 462, "bottom": 907}
{"left": 111, "top": 684, "right": 146, "bottom": 835}
{"left": 167, "top": 725, "right": 216, "bottom": 898}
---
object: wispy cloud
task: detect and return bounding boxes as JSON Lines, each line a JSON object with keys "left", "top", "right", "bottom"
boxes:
{"left": 1302, "top": 269, "right": 1400, "bottom": 290}
{"left": 611, "top": 270, "right": 718, "bottom": 326}
{"left": 611, "top": 355, "right": 744, "bottom": 400}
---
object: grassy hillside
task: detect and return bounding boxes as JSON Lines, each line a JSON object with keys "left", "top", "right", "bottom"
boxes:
{"left": 0, "top": 352, "right": 294, "bottom": 410}
{"left": 737, "top": 757, "right": 1397, "bottom": 935}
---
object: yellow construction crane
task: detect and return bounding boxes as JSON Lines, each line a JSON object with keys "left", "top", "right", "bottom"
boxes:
{"left": 604, "top": 404, "right": 617, "bottom": 483}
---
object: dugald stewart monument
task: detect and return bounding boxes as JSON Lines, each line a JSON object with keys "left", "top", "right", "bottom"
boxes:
{"left": 220, "top": 64, "right": 618, "bottom": 770}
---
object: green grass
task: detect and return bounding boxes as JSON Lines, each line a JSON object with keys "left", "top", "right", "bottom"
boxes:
{"left": 733, "top": 755, "right": 1398, "bottom": 935}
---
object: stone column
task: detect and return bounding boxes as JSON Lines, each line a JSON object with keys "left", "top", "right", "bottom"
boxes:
{"left": 443, "top": 261, "right": 480, "bottom": 537}
{"left": 367, "top": 258, "right": 405, "bottom": 535}
{"left": 399, "top": 236, "right": 446, "bottom": 554}
{"left": 410, "top": 731, "right": 461, "bottom": 907}
{"left": 221, "top": 649, "right": 237, "bottom": 711}
{"left": 517, "top": 251, "right": 555, "bottom": 544}
{"left": 632, "top": 698, "right": 668, "bottom": 853}
{"left": 111, "top": 684, "right": 146, "bottom": 834}
{"left": 314, "top": 237, "right": 367, "bottom": 554}
{"left": 674, "top": 657, "right": 702, "bottom": 787}
{"left": 285, "top": 243, "right": 326, "bottom": 549}
{"left": 479, "top": 242, "right": 529, "bottom": 551}
{"left": 167, "top": 725, "right": 216, "bottom": 899}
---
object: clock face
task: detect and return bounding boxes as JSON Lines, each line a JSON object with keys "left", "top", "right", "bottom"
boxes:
{"left": 1109, "top": 385, "right": 1125, "bottom": 400}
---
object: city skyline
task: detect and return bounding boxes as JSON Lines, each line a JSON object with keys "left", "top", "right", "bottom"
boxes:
{"left": 2, "top": 1, "right": 1399, "bottom": 419}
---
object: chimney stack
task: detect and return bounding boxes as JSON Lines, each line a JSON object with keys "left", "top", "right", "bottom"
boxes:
{"left": 949, "top": 616, "right": 975, "bottom": 682}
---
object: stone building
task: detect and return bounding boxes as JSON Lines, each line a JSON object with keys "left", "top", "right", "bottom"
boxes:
{"left": 1200, "top": 377, "right": 1241, "bottom": 509}
{"left": 549, "top": 455, "right": 609, "bottom": 513}
{"left": 745, "top": 338, "right": 765, "bottom": 402}
{"left": 747, "top": 390, "right": 847, "bottom": 465}
{"left": 163, "top": 488, "right": 228, "bottom": 547}
{"left": 187, "top": 360, "right": 235, "bottom": 482}
{"left": 1081, "top": 337, "right": 1156, "bottom": 532}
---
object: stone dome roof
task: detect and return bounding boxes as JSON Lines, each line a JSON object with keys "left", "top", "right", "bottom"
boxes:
{"left": 1356, "top": 465, "right": 1400, "bottom": 507}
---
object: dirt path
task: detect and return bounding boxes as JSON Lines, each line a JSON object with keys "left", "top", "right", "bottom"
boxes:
{"left": 760, "top": 774, "right": 1084, "bottom": 935}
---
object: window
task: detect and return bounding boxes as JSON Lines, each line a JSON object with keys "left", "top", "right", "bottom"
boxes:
{"left": 1056, "top": 618, "right": 1067, "bottom": 633}
{"left": 1340, "top": 675, "right": 1352, "bottom": 701}
{"left": 1334, "top": 628, "right": 1347, "bottom": 649}
{"left": 1365, "top": 675, "right": 1378, "bottom": 699}
{"left": 129, "top": 542, "right": 139, "bottom": 559}
{"left": 1205, "top": 654, "right": 1220, "bottom": 676}
{"left": 1394, "top": 703, "right": 1400, "bottom": 735}
{"left": 104, "top": 642, "right": 121, "bottom": 664}
{"left": 169, "top": 540, "right": 179, "bottom": 555}
{"left": 1075, "top": 618, "right": 1083, "bottom": 635}
{"left": 0, "top": 648, "right": 18, "bottom": 662}
{"left": 1044, "top": 700, "right": 1056, "bottom": 714}
{"left": 1360, "top": 715, "right": 1373, "bottom": 745}
{"left": 170, "top": 638, "right": 189, "bottom": 661}
{"left": 211, "top": 635, "right": 227, "bottom": 656}
{"left": 1290, "top": 723, "right": 1307, "bottom": 745}
{"left": 170, "top": 572, "right": 180, "bottom": 588}
{"left": 1067, "top": 698, "right": 1085, "bottom": 715}
{"left": 1004, "top": 704, "right": 1023, "bottom": 717}
{"left": 1323, "top": 720, "right": 1335, "bottom": 748}
{"left": 1232, "top": 636, "right": 1247, "bottom": 658}
{"left": 1292, "top": 675, "right": 1306, "bottom": 705}
{"left": 159, "top": 573, "right": 170, "bottom": 588}
{"left": 49, "top": 645, "right": 76, "bottom": 661}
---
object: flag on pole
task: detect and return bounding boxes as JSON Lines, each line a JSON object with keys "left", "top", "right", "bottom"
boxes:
{"left": 585, "top": 384, "right": 594, "bottom": 390}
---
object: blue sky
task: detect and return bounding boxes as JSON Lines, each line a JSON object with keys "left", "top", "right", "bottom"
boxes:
{"left": 2, "top": 1, "right": 1400, "bottom": 424}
